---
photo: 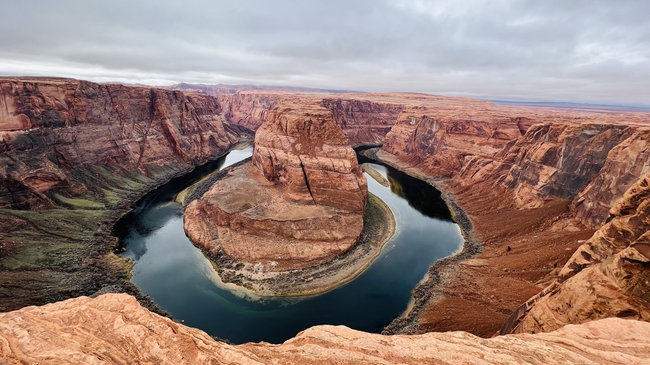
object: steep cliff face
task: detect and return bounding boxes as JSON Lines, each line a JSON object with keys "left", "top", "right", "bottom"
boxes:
{"left": 573, "top": 128, "right": 650, "bottom": 228}
{"left": 382, "top": 108, "right": 524, "bottom": 178}
{"left": 1, "top": 294, "right": 649, "bottom": 365}
{"left": 504, "top": 172, "right": 650, "bottom": 334}
{"left": 215, "top": 91, "right": 284, "bottom": 131}
{"left": 184, "top": 101, "right": 367, "bottom": 270}
{"left": 321, "top": 98, "right": 404, "bottom": 146}
{"left": 384, "top": 106, "right": 647, "bottom": 227}
{"left": 0, "top": 77, "right": 244, "bottom": 210}
{"left": 376, "top": 102, "right": 650, "bottom": 337}
{"left": 253, "top": 101, "right": 368, "bottom": 211}
{"left": 172, "top": 86, "right": 407, "bottom": 146}
{"left": 0, "top": 77, "right": 246, "bottom": 312}
{"left": 491, "top": 123, "right": 632, "bottom": 210}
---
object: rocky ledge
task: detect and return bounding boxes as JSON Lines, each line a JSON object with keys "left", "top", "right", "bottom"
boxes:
{"left": 184, "top": 100, "right": 369, "bottom": 273}
{"left": 1, "top": 293, "right": 650, "bottom": 365}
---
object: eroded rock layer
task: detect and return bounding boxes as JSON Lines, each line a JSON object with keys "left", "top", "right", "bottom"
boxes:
{"left": 0, "top": 77, "right": 246, "bottom": 312}
{"left": 503, "top": 172, "right": 650, "bottom": 334}
{"left": 370, "top": 100, "right": 650, "bottom": 336}
{"left": 0, "top": 77, "right": 244, "bottom": 210}
{"left": 184, "top": 101, "right": 367, "bottom": 270}
{"left": 1, "top": 294, "right": 650, "bottom": 365}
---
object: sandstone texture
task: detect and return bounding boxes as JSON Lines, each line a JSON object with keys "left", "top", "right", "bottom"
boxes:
{"left": 367, "top": 98, "right": 650, "bottom": 337}
{"left": 171, "top": 84, "right": 407, "bottom": 146}
{"left": 5, "top": 77, "right": 650, "bottom": 352}
{"left": 2, "top": 293, "right": 650, "bottom": 365}
{"left": 0, "top": 77, "right": 244, "bottom": 210}
{"left": 184, "top": 101, "right": 368, "bottom": 270}
{"left": 503, "top": 172, "right": 650, "bottom": 334}
{"left": 322, "top": 98, "right": 404, "bottom": 146}
{"left": 0, "top": 77, "right": 246, "bottom": 312}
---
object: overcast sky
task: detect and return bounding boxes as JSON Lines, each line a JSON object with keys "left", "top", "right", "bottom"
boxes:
{"left": 1, "top": 0, "right": 649, "bottom": 104}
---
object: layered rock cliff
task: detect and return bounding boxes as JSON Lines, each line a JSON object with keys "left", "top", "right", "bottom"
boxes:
{"left": 171, "top": 84, "right": 407, "bottom": 146}
{"left": 1, "top": 293, "right": 649, "bottom": 365}
{"left": 0, "top": 77, "right": 246, "bottom": 311}
{"left": 184, "top": 101, "right": 368, "bottom": 270}
{"left": 321, "top": 98, "right": 404, "bottom": 146}
{"left": 0, "top": 77, "right": 244, "bottom": 210}
{"left": 382, "top": 108, "right": 523, "bottom": 178}
{"left": 253, "top": 101, "right": 368, "bottom": 211}
{"left": 373, "top": 101, "right": 650, "bottom": 336}
{"left": 503, "top": 172, "right": 650, "bottom": 334}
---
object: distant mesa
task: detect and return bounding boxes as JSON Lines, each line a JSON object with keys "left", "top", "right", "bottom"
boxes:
{"left": 184, "top": 100, "right": 368, "bottom": 270}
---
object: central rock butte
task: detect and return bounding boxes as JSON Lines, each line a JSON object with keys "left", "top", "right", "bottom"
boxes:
{"left": 184, "top": 100, "right": 368, "bottom": 270}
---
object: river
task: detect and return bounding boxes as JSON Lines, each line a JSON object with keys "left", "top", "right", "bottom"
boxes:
{"left": 114, "top": 146, "right": 463, "bottom": 344}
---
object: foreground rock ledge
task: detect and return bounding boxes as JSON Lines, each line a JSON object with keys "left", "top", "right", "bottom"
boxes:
{"left": 184, "top": 101, "right": 368, "bottom": 270}
{"left": 1, "top": 294, "right": 649, "bottom": 365}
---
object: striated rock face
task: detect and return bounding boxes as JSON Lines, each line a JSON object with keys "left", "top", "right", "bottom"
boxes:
{"left": 375, "top": 100, "right": 650, "bottom": 336}
{"left": 322, "top": 98, "right": 404, "bottom": 146}
{"left": 573, "top": 128, "right": 650, "bottom": 228}
{"left": 252, "top": 101, "right": 368, "bottom": 211}
{"left": 0, "top": 77, "right": 244, "bottom": 210}
{"left": 171, "top": 84, "right": 407, "bottom": 146}
{"left": 1, "top": 294, "right": 650, "bottom": 365}
{"left": 503, "top": 172, "right": 650, "bottom": 334}
{"left": 215, "top": 91, "right": 283, "bottom": 131}
{"left": 490, "top": 123, "right": 632, "bottom": 210}
{"left": 184, "top": 101, "right": 367, "bottom": 270}
{"left": 382, "top": 105, "right": 525, "bottom": 179}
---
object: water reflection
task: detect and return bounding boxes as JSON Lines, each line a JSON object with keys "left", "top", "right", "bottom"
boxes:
{"left": 115, "top": 147, "right": 463, "bottom": 344}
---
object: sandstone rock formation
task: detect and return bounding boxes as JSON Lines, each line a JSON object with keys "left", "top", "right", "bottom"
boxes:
{"left": 371, "top": 99, "right": 650, "bottom": 336}
{"left": 184, "top": 101, "right": 368, "bottom": 270}
{"left": 0, "top": 77, "right": 244, "bottom": 210}
{"left": 0, "top": 77, "right": 246, "bottom": 312}
{"left": 382, "top": 107, "right": 523, "bottom": 178}
{"left": 4, "top": 77, "right": 650, "bottom": 346}
{"left": 1, "top": 294, "right": 650, "bottom": 365}
{"left": 322, "top": 98, "right": 404, "bottom": 146}
{"left": 171, "top": 84, "right": 408, "bottom": 146}
{"left": 573, "top": 127, "right": 650, "bottom": 228}
{"left": 503, "top": 172, "right": 650, "bottom": 334}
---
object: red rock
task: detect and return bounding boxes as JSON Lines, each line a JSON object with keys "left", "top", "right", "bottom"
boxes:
{"left": 0, "top": 77, "right": 245, "bottom": 209}
{"left": 503, "top": 173, "right": 650, "bottom": 334}
{"left": 2, "top": 294, "right": 650, "bottom": 365}
{"left": 184, "top": 100, "right": 367, "bottom": 270}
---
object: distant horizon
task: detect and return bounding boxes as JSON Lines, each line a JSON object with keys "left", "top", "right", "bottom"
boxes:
{"left": 2, "top": 1, "right": 648, "bottom": 107}
{"left": 3, "top": 73, "right": 650, "bottom": 111}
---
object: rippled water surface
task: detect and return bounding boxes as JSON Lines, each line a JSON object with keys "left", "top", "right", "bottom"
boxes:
{"left": 115, "top": 148, "right": 463, "bottom": 344}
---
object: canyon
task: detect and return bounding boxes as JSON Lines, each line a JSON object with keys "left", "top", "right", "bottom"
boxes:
{"left": 184, "top": 100, "right": 368, "bottom": 271}
{"left": 1, "top": 77, "right": 650, "bottom": 363}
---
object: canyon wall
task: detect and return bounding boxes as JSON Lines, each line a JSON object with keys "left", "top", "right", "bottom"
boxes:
{"left": 382, "top": 109, "right": 524, "bottom": 178}
{"left": 321, "top": 98, "right": 404, "bottom": 146}
{"left": 381, "top": 105, "right": 650, "bottom": 228}
{"left": 0, "top": 77, "right": 245, "bottom": 210}
{"left": 253, "top": 101, "right": 368, "bottom": 211}
{"left": 0, "top": 77, "right": 246, "bottom": 311}
{"left": 1, "top": 293, "right": 649, "bottom": 365}
{"left": 376, "top": 103, "right": 650, "bottom": 336}
{"left": 503, "top": 172, "right": 650, "bottom": 334}
{"left": 171, "top": 84, "right": 406, "bottom": 146}
{"left": 215, "top": 92, "right": 283, "bottom": 131}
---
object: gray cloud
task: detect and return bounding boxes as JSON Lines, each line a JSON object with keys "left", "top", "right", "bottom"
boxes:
{"left": 1, "top": 0, "right": 649, "bottom": 104}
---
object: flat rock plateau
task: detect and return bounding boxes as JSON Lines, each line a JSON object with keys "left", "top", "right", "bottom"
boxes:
{"left": 1, "top": 77, "right": 650, "bottom": 363}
